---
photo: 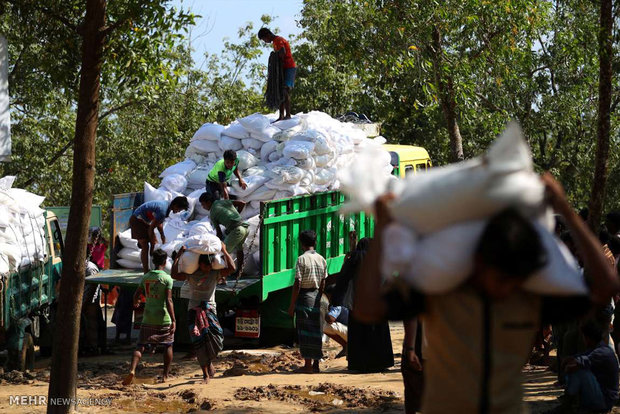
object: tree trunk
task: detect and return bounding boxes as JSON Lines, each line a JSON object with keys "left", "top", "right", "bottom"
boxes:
{"left": 47, "top": 1, "right": 106, "bottom": 412}
{"left": 587, "top": 0, "right": 613, "bottom": 231}
{"left": 431, "top": 26, "right": 464, "bottom": 162}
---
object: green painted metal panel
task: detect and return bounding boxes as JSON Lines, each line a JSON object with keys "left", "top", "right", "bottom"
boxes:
{"left": 260, "top": 191, "right": 374, "bottom": 302}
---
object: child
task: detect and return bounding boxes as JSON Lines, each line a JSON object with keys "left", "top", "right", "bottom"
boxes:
{"left": 122, "top": 249, "right": 176, "bottom": 385}
{"left": 287, "top": 230, "right": 327, "bottom": 373}
{"left": 205, "top": 150, "right": 247, "bottom": 200}
{"left": 171, "top": 245, "right": 236, "bottom": 384}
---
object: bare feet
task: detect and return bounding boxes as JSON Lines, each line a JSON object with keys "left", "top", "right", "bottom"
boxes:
{"left": 283, "top": 115, "right": 291, "bottom": 120}
{"left": 312, "top": 362, "right": 321, "bottom": 373}
{"left": 122, "top": 372, "right": 135, "bottom": 386}
{"left": 208, "top": 363, "right": 215, "bottom": 377}
{"left": 202, "top": 374, "right": 210, "bottom": 385}
{"left": 294, "top": 366, "right": 314, "bottom": 374}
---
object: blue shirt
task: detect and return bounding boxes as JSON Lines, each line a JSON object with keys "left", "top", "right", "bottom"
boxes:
{"left": 328, "top": 306, "right": 349, "bottom": 325}
{"left": 133, "top": 200, "right": 169, "bottom": 223}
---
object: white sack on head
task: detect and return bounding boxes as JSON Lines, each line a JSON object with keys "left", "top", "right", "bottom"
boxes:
{"left": 159, "top": 160, "right": 197, "bottom": 178}
{"left": 188, "top": 220, "right": 217, "bottom": 237}
{"left": 383, "top": 218, "right": 586, "bottom": 296}
{"left": 178, "top": 251, "right": 200, "bottom": 274}
{"left": 388, "top": 123, "right": 545, "bottom": 234}
{"left": 223, "top": 121, "right": 250, "bottom": 139}
{"left": 183, "top": 233, "right": 222, "bottom": 254}
{"left": 338, "top": 142, "right": 396, "bottom": 215}
{"left": 219, "top": 135, "right": 243, "bottom": 151}
{"left": 191, "top": 123, "right": 225, "bottom": 141}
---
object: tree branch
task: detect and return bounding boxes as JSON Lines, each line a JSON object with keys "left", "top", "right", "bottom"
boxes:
{"left": 101, "top": 18, "right": 130, "bottom": 37}
{"left": 98, "top": 100, "right": 140, "bottom": 121}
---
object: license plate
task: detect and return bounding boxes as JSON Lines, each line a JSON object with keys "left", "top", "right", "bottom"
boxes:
{"left": 235, "top": 310, "right": 260, "bottom": 338}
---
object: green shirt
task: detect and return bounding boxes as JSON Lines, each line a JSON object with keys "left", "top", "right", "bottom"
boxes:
{"left": 140, "top": 270, "right": 174, "bottom": 326}
{"left": 207, "top": 159, "right": 239, "bottom": 184}
{"left": 210, "top": 199, "right": 247, "bottom": 230}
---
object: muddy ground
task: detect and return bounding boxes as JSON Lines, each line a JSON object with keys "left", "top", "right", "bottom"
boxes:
{"left": 0, "top": 320, "right": 611, "bottom": 413}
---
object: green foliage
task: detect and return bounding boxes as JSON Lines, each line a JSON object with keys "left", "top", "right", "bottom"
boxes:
{"left": 295, "top": 0, "right": 620, "bottom": 211}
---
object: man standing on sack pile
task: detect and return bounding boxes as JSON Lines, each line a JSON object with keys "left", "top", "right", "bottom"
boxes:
{"left": 199, "top": 192, "right": 249, "bottom": 277}
{"left": 205, "top": 149, "right": 247, "bottom": 200}
{"left": 355, "top": 173, "right": 620, "bottom": 413}
{"left": 258, "top": 27, "right": 296, "bottom": 121}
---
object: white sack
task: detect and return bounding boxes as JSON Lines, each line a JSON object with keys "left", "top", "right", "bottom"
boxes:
{"left": 383, "top": 220, "right": 586, "bottom": 296}
{"left": 251, "top": 125, "right": 280, "bottom": 142}
{"left": 260, "top": 140, "right": 278, "bottom": 161}
{"left": 223, "top": 121, "right": 250, "bottom": 139}
{"left": 238, "top": 113, "right": 271, "bottom": 134}
{"left": 187, "top": 166, "right": 212, "bottom": 186}
{"left": 117, "top": 258, "right": 143, "bottom": 270}
{"left": 178, "top": 251, "right": 200, "bottom": 274}
{"left": 219, "top": 135, "right": 243, "bottom": 151}
{"left": 389, "top": 123, "right": 545, "bottom": 234}
{"left": 237, "top": 150, "right": 258, "bottom": 171}
{"left": 191, "top": 123, "right": 224, "bottom": 141}
{"left": 188, "top": 220, "right": 217, "bottom": 237}
{"left": 183, "top": 234, "right": 222, "bottom": 254}
{"left": 118, "top": 228, "right": 138, "bottom": 249}
{"left": 190, "top": 139, "right": 221, "bottom": 155}
{"left": 241, "top": 138, "right": 264, "bottom": 151}
{"left": 230, "top": 174, "right": 270, "bottom": 199}
{"left": 118, "top": 247, "right": 141, "bottom": 261}
{"left": 159, "top": 160, "right": 196, "bottom": 178}
{"left": 273, "top": 116, "right": 301, "bottom": 130}
{"left": 160, "top": 173, "right": 188, "bottom": 193}
{"left": 283, "top": 141, "right": 315, "bottom": 159}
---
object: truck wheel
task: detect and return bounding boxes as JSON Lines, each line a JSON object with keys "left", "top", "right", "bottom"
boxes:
{"left": 18, "top": 333, "right": 35, "bottom": 372}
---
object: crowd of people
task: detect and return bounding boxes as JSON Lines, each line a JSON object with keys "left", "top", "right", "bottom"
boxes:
{"left": 76, "top": 141, "right": 620, "bottom": 414}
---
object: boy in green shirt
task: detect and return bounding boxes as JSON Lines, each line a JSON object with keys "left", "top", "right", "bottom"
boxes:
{"left": 122, "top": 249, "right": 176, "bottom": 385}
{"left": 206, "top": 150, "right": 247, "bottom": 200}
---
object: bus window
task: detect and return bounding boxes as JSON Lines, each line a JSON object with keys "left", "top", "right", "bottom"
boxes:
{"left": 405, "top": 165, "right": 415, "bottom": 177}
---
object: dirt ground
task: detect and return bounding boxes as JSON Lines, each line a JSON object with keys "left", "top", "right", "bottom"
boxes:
{"left": 0, "top": 320, "right": 611, "bottom": 413}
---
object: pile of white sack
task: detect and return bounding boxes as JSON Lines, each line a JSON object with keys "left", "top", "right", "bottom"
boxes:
{"left": 117, "top": 111, "right": 393, "bottom": 273}
{"left": 0, "top": 176, "right": 48, "bottom": 275}
{"left": 341, "top": 122, "right": 587, "bottom": 296}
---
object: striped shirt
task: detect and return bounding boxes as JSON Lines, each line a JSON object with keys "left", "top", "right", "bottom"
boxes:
{"left": 295, "top": 250, "right": 327, "bottom": 289}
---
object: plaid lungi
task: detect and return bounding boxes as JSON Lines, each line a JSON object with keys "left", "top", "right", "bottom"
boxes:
{"left": 137, "top": 324, "right": 174, "bottom": 347}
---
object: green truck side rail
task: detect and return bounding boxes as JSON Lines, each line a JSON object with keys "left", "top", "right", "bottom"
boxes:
{"left": 260, "top": 192, "right": 373, "bottom": 301}
{"left": 1, "top": 211, "right": 63, "bottom": 368}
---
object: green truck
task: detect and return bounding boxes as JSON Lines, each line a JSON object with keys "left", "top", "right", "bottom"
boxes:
{"left": 87, "top": 191, "right": 374, "bottom": 345}
{"left": 0, "top": 211, "right": 64, "bottom": 370}
{"left": 86, "top": 144, "right": 431, "bottom": 345}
